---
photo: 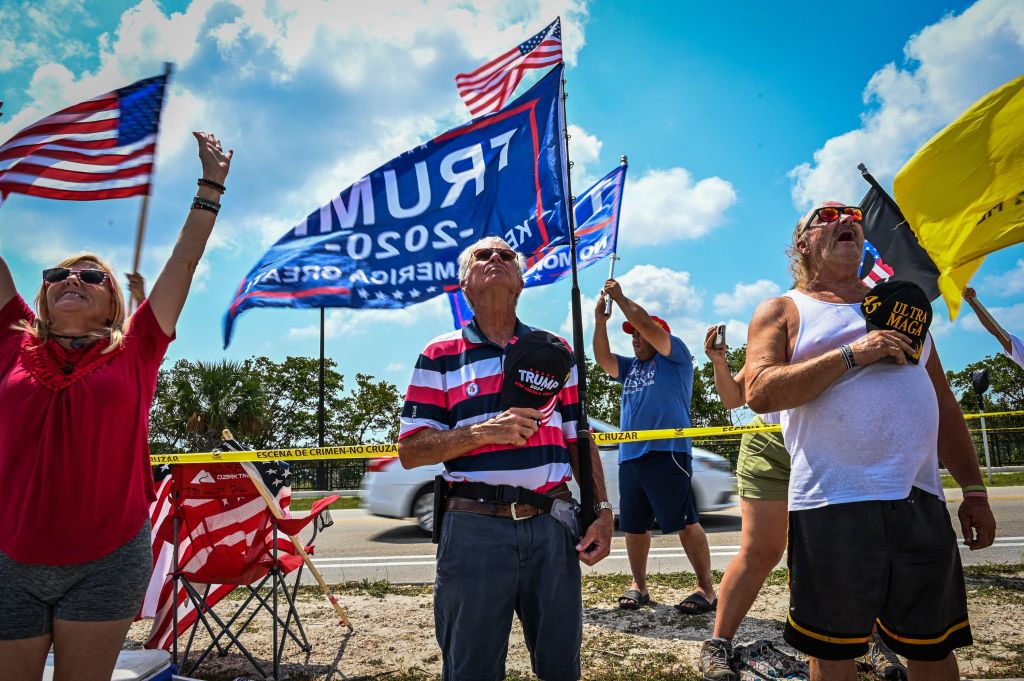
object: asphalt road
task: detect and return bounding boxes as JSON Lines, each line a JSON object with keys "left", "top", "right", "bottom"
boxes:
{"left": 302, "top": 486, "right": 1024, "bottom": 585}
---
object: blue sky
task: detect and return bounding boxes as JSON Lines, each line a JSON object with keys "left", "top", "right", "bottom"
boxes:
{"left": 2, "top": 0, "right": 1023, "bottom": 388}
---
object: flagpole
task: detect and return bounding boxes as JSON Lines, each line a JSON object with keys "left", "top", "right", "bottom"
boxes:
{"left": 318, "top": 307, "right": 327, "bottom": 490}
{"left": 129, "top": 62, "right": 173, "bottom": 312}
{"left": 603, "top": 155, "right": 627, "bottom": 316}
{"left": 559, "top": 68, "right": 596, "bottom": 532}
{"left": 857, "top": 163, "right": 905, "bottom": 219}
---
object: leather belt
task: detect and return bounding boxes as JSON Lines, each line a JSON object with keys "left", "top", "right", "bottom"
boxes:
{"left": 445, "top": 497, "right": 545, "bottom": 520}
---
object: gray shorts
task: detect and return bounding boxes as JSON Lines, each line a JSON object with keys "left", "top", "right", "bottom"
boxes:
{"left": 0, "top": 521, "right": 153, "bottom": 640}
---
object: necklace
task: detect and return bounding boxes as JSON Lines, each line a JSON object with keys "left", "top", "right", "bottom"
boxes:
{"left": 50, "top": 333, "right": 94, "bottom": 351}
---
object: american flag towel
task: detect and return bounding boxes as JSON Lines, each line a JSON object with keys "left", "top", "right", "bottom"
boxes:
{"left": 0, "top": 72, "right": 168, "bottom": 203}
{"left": 455, "top": 18, "right": 563, "bottom": 116}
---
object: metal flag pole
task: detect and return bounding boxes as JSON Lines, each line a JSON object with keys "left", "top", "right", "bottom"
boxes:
{"left": 129, "top": 62, "right": 173, "bottom": 312}
{"left": 603, "top": 154, "right": 627, "bottom": 316}
{"left": 318, "top": 307, "right": 327, "bottom": 490}
{"left": 558, "top": 68, "right": 596, "bottom": 532}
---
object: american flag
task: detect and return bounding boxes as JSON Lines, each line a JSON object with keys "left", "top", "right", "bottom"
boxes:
{"left": 861, "top": 239, "right": 896, "bottom": 287}
{"left": 141, "top": 459, "right": 293, "bottom": 650}
{"left": 0, "top": 73, "right": 167, "bottom": 204}
{"left": 455, "top": 17, "right": 563, "bottom": 116}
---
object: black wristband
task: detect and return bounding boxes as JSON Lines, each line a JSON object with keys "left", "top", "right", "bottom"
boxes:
{"left": 197, "top": 178, "right": 226, "bottom": 193}
{"left": 191, "top": 196, "right": 221, "bottom": 214}
{"left": 839, "top": 344, "right": 856, "bottom": 369}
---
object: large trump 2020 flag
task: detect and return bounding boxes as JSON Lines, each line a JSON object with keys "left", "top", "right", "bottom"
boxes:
{"left": 448, "top": 161, "right": 628, "bottom": 329}
{"left": 223, "top": 64, "right": 570, "bottom": 347}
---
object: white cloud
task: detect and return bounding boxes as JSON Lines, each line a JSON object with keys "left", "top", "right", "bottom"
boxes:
{"left": 619, "top": 168, "right": 737, "bottom": 245}
{"left": 385, "top": 362, "right": 407, "bottom": 372}
{"left": 981, "top": 259, "right": 1024, "bottom": 296}
{"left": 560, "top": 264, "right": 748, "bottom": 357}
{"left": 567, "top": 124, "right": 602, "bottom": 181}
{"left": 287, "top": 295, "right": 450, "bottom": 340}
{"left": 961, "top": 302, "right": 1024, "bottom": 334}
{"left": 713, "top": 279, "right": 782, "bottom": 316}
{"left": 789, "top": 0, "right": 1024, "bottom": 209}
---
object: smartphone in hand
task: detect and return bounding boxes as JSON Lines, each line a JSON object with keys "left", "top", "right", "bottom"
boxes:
{"left": 712, "top": 324, "right": 726, "bottom": 349}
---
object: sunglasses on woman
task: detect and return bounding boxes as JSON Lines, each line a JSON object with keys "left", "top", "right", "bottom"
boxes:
{"left": 42, "top": 268, "right": 110, "bottom": 285}
{"left": 473, "top": 247, "right": 518, "bottom": 262}
{"left": 802, "top": 206, "right": 863, "bottom": 232}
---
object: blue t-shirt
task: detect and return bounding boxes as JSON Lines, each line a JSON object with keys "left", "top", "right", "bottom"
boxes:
{"left": 614, "top": 335, "right": 694, "bottom": 462}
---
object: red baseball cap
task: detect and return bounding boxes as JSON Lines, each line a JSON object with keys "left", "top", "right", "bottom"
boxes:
{"left": 622, "top": 316, "right": 670, "bottom": 334}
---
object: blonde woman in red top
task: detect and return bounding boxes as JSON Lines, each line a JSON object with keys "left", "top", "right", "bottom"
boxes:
{"left": 0, "top": 131, "right": 231, "bottom": 680}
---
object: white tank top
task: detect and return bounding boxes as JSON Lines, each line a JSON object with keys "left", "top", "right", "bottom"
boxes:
{"left": 781, "top": 290, "right": 944, "bottom": 510}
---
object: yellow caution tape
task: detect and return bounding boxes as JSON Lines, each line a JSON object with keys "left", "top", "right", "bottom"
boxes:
{"left": 150, "top": 409, "right": 1024, "bottom": 466}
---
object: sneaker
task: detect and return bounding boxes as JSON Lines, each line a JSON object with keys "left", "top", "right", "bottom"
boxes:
{"left": 861, "top": 632, "right": 908, "bottom": 681}
{"left": 735, "top": 639, "right": 809, "bottom": 680}
{"left": 699, "top": 638, "right": 738, "bottom": 681}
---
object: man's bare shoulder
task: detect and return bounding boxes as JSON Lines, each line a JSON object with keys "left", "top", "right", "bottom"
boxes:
{"left": 750, "top": 295, "right": 796, "bottom": 326}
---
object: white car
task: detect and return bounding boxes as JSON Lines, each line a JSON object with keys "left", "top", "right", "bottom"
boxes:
{"left": 361, "top": 418, "right": 737, "bottom": 534}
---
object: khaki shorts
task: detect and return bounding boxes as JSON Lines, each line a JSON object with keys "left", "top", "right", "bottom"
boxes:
{"left": 736, "top": 415, "right": 790, "bottom": 501}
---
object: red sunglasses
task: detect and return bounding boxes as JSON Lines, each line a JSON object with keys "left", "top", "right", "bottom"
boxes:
{"left": 802, "top": 206, "right": 863, "bottom": 232}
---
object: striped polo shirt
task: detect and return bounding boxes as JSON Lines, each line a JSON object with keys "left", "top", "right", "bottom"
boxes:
{"left": 398, "top": 318, "right": 580, "bottom": 492}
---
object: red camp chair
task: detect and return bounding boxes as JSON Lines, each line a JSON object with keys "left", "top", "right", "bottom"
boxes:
{"left": 169, "top": 460, "right": 337, "bottom": 680}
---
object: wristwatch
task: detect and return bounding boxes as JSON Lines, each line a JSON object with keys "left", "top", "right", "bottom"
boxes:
{"left": 594, "top": 501, "right": 614, "bottom": 515}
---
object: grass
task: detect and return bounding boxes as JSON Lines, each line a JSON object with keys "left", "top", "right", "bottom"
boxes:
{"left": 941, "top": 471, "right": 1024, "bottom": 488}
{"left": 289, "top": 495, "right": 362, "bottom": 511}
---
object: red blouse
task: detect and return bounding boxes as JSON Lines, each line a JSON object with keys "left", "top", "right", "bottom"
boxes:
{"left": 0, "top": 295, "right": 172, "bottom": 564}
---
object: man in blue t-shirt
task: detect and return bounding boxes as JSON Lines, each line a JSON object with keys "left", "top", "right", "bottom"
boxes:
{"left": 593, "top": 279, "right": 717, "bottom": 615}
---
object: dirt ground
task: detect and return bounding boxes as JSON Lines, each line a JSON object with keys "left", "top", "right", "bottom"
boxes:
{"left": 126, "top": 566, "right": 1024, "bottom": 680}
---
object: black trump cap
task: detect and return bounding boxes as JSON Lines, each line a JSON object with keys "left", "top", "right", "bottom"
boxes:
{"left": 499, "top": 331, "right": 573, "bottom": 411}
{"left": 861, "top": 280, "right": 932, "bottom": 364}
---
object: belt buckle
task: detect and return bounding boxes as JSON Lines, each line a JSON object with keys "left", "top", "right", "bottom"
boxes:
{"left": 510, "top": 502, "right": 526, "bottom": 520}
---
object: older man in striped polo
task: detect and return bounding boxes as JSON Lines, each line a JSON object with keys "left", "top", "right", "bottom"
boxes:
{"left": 398, "top": 236, "right": 613, "bottom": 681}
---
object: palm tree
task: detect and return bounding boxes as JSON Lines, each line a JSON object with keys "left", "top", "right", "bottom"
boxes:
{"left": 168, "top": 359, "right": 267, "bottom": 451}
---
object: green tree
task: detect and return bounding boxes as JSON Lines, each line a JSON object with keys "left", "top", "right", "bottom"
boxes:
{"left": 149, "top": 359, "right": 267, "bottom": 452}
{"left": 149, "top": 356, "right": 403, "bottom": 488}
{"left": 584, "top": 356, "right": 621, "bottom": 427}
{"left": 946, "top": 353, "right": 1024, "bottom": 414}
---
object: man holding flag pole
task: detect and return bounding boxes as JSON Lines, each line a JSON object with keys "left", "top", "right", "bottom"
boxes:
{"left": 395, "top": 19, "right": 614, "bottom": 681}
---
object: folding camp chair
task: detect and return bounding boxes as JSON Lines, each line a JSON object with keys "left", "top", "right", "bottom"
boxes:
{"left": 169, "top": 459, "right": 337, "bottom": 680}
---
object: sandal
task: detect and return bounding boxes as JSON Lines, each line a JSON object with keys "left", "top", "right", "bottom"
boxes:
{"left": 674, "top": 592, "right": 717, "bottom": 615}
{"left": 617, "top": 589, "right": 650, "bottom": 610}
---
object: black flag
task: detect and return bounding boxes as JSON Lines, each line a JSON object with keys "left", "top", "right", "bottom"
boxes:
{"left": 857, "top": 163, "right": 941, "bottom": 301}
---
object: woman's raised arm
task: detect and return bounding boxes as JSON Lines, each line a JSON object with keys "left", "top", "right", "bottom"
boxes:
{"left": 147, "top": 131, "right": 232, "bottom": 336}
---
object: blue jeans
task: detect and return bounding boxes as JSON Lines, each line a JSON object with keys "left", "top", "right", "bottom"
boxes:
{"left": 434, "top": 510, "right": 582, "bottom": 681}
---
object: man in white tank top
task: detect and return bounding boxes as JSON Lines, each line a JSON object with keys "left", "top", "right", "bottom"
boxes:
{"left": 744, "top": 201, "right": 996, "bottom": 681}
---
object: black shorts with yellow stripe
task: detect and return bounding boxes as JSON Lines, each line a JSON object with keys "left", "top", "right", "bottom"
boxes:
{"left": 784, "top": 486, "right": 972, "bottom": 662}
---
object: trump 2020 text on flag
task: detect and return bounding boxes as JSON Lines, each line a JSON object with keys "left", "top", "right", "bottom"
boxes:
{"left": 0, "top": 73, "right": 168, "bottom": 203}
{"left": 223, "top": 64, "right": 570, "bottom": 347}
{"left": 893, "top": 74, "right": 1024, "bottom": 319}
{"left": 447, "top": 161, "right": 628, "bottom": 329}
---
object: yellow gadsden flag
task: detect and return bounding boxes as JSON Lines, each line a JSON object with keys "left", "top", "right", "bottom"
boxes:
{"left": 893, "top": 75, "right": 1024, "bottom": 319}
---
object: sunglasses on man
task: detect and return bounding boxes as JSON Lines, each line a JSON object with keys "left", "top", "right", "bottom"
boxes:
{"left": 472, "top": 247, "right": 518, "bottom": 262}
{"left": 802, "top": 206, "right": 863, "bottom": 233}
{"left": 42, "top": 268, "right": 110, "bottom": 286}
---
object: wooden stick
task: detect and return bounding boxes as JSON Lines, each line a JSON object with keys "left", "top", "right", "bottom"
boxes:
{"left": 129, "top": 193, "right": 150, "bottom": 313}
{"left": 222, "top": 430, "right": 354, "bottom": 632}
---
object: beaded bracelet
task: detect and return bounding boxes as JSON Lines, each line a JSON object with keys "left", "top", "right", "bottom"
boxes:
{"left": 191, "top": 196, "right": 221, "bottom": 215}
{"left": 839, "top": 344, "right": 856, "bottom": 369}
{"left": 198, "top": 178, "right": 226, "bottom": 193}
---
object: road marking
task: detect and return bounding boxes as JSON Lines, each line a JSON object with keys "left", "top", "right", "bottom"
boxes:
{"left": 312, "top": 537, "right": 1024, "bottom": 570}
